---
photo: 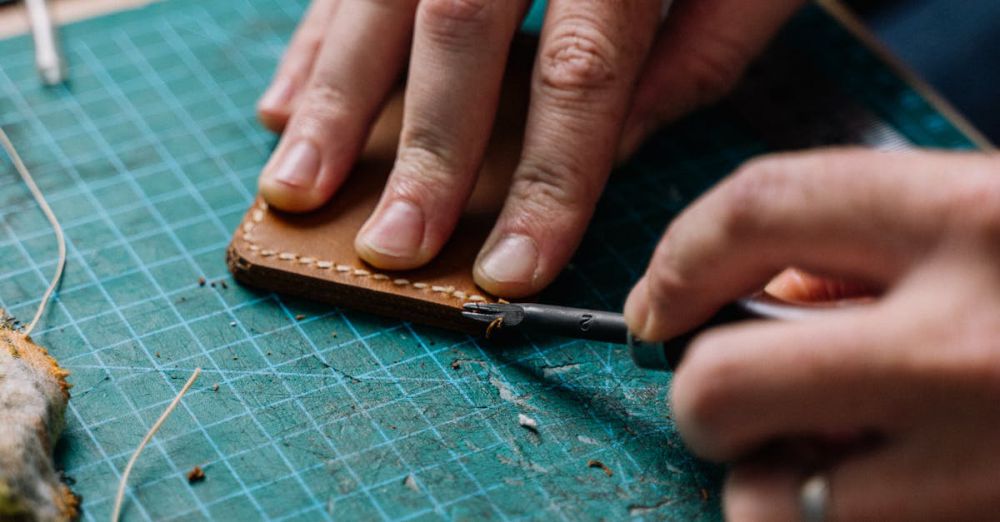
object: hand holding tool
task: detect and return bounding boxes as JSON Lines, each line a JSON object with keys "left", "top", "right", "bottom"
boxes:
{"left": 463, "top": 296, "right": 824, "bottom": 371}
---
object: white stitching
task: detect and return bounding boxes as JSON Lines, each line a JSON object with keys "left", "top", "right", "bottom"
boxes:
{"left": 238, "top": 203, "right": 491, "bottom": 304}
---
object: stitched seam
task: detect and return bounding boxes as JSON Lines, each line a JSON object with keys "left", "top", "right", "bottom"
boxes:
{"left": 238, "top": 201, "right": 492, "bottom": 303}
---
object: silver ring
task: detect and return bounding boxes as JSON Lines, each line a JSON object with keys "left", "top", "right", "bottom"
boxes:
{"left": 799, "top": 473, "right": 830, "bottom": 522}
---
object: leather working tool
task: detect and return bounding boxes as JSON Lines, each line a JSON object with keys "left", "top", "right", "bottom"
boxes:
{"left": 462, "top": 296, "right": 824, "bottom": 371}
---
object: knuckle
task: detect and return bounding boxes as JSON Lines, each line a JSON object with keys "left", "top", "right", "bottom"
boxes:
{"left": 509, "top": 161, "right": 600, "bottom": 216}
{"left": 716, "top": 156, "right": 797, "bottom": 237}
{"left": 539, "top": 19, "right": 619, "bottom": 99}
{"left": 418, "top": 0, "right": 492, "bottom": 42}
{"left": 674, "top": 29, "right": 752, "bottom": 108}
{"left": 393, "top": 135, "right": 462, "bottom": 193}
{"left": 295, "top": 83, "right": 352, "bottom": 134}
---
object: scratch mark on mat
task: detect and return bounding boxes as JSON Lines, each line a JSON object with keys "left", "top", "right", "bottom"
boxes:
{"left": 628, "top": 497, "right": 677, "bottom": 516}
{"left": 497, "top": 454, "right": 548, "bottom": 474}
{"left": 540, "top": 363, "right": 581, "bottom": 378}
{"left": 488, "top": 374, "right": 535, "bottom": 410}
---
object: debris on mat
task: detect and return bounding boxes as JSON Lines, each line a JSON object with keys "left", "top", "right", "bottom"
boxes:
{"left": 517, "top": 413, "right": 539, "bottom": 433}
{"left": 0, "top": 325, "right": 78, "bottom": 521}
{"left": 186, "top": 466, "right": 206, "bottom": 484}
{"left": 403, "top": 474, "right": 419, "bottom": 492}
{"left": 587, "top": 459, "right": 613, "bottom": 477}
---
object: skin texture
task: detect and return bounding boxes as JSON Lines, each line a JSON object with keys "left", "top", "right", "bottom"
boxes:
{"left": 256, "top": 0, "right": 804, "bottom": 298}
{"left": 255, "top": 5, "right": 1000, "bottom": 517}
{"left": 624, "top": 149, "right": 1000, "bottom": 520}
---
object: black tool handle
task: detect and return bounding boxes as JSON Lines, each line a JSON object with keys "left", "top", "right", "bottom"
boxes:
{"left": 629, "top": 295, "right": 821, "bottom": 371}
{"left": 518, "top": 303, "right": 628, "bottom": 344}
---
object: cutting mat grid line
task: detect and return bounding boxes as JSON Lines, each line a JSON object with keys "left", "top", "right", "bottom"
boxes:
{"left": 0, "top": 0, "right": 979, "bottom": 520}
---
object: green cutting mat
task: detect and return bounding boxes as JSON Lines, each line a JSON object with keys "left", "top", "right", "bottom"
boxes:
{"left": 0, "top": 1, "right": 980, "bottom": 520}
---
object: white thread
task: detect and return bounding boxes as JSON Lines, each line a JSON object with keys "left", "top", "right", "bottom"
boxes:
{"left": 236, "top": 205, "right": 493, "bottom": 304}
{"left": 111, "top": 368, "right": 201, "bottom": 522}
{"left": 0, "top": 127, "right": 66, "bottom": 337}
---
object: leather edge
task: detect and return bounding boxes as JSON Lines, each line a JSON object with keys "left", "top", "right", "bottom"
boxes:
{"left": 226, "top": 238, "right": 484, "bottom": 335}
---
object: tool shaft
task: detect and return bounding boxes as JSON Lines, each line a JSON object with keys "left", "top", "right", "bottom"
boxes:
{"left": 25, "top": 0, "right": 66, "bottom": 85}
{"left": 518, "top": 304, "right": 628, "bottom": 344}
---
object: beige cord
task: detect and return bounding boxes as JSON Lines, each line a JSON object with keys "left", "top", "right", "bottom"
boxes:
{"left": 0, "top": 126, "right": 66, "bottom": 337}
{"left": 111, "top": 367, "right": 201, "bottom": 522}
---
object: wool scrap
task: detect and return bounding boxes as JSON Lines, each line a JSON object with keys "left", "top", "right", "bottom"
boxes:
{"left": 0, "top": 327, "right": 77, "bottom": 521}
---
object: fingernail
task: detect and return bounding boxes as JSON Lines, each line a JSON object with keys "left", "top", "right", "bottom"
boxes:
{"left": 623, "top": 276, "right": 651, "bottom": 336}
{"left": 478, "top": 234, "right": 538, "bottom": 285}
{"left": 268, "top": 140, "right": 320, "bottom": 188}
{"left": 259, "top": 77, "right": 294, "bottom": 112}
{"left": 359, "top": 200, "right": 424, "bottom": 258}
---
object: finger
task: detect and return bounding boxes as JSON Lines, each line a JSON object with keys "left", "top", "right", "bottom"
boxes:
{"left": 764, "top": 268, "right": 881, "bottom": 303}
{"left": 257, "top": 0, "right": 339, "bottom": 133}
{"left": 354, "top": 0, "right": 529, "bottom": 269}
{"left": 618, "top": 0, "right": 804, "bottom": 158}
{"left": 725, "top": 436, "right": 997, "bottom": 521}
{"left": 624, "top": 149, "right": 993, "bottom": 341}
{"left": 722, "top": 461, "right": 803, "bottom": 522}
{"left": 473, "top": 0, "right": 661, "bottom": 297}
{"left": 259, "top": 0, "right": 417, "bottom": 213}
{"left": 670, "top": 307, "right": 911, "bottom": 462}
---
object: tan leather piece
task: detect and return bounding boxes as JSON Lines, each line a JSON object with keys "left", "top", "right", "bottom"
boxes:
{"left": 227, "top": 53, "right": 532, "bottom": 333}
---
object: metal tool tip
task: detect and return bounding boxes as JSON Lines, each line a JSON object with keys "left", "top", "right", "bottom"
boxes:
{"left": 38, "top": 62, "right": 67, "bottom": 86}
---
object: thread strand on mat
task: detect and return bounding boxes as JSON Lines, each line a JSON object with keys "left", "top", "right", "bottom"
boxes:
{"left": 111, "top": 367, "right": 202, "bottom": 522}
{"left": 0, "top": 126, "right": 66, "bottom": 337}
